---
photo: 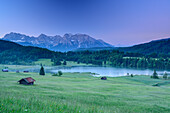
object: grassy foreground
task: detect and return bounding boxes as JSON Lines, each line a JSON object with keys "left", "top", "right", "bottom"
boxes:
{"left": 0, "top": 71, "right": 170, "bottom": 113}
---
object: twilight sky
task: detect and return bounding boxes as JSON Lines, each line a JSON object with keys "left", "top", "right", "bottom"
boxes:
{"left": 0, "top": 0, "right": 170, "bottom": 46}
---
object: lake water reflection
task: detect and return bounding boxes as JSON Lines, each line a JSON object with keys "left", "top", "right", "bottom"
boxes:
{"left": 50, "top": 66, "right": 170, "bottom": 77}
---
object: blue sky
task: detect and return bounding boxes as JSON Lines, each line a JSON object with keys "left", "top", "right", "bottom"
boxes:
{"left": 0, "top": 0, "right": 170, "bottom": 46}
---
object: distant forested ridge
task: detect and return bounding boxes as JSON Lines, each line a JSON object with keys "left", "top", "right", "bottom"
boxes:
{"left": 76, "top": 38, "right": 170, "bottom": 56}
{"left": 116, "top": 38, "right": 170, "bottom": 55}
{"left": 0, "top": 40, "right": 63, "bottom": 64}
{"left": 0, "top": 39, "right": 169, "bottom": 70}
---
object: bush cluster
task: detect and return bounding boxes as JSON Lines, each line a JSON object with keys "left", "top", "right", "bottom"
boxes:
{"left": 52, "top": 71, "right": 63, "bottom": 76}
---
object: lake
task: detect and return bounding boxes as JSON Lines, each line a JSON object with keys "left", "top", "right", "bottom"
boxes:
{"left": 49, "top": 66, "right": 170, "bottom": 77}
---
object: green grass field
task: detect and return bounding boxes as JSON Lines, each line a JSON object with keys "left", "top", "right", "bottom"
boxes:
{"left": 0, "top": 68, "right": 170, "bottom": 113}
{"left": 34, "top": 59, "right": 54, "bottom": 66}
{"left": 0, "top": 64, "right": 35, "bottom": 70}
{"left": 33, "top": 59, "right": 92, "bottom": 66}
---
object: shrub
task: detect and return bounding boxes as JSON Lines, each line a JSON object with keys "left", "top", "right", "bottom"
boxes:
{"left": 131, "top": 74, "right": 133, "bottom": 77}
{"left": 152, "top": 83, "right": 159, "bottom": 86}
{"left": 52, "top": 71, "right": 63, "bottom": 76}
{"left": 63, "top": 61, "right": 67, "bottom": 65}
{"left": 151, "top": 70, "right": 159, "bottom": 79}
{"left": 52, "top": 73, "right": 59, "bottom": 76}
{"left": 58, "top": 71, "right": 63, "bottom": 76}
{"left": 163, "top": 72, "right": 168, "bottom": 80}
{"left": 168, "top": 76, "right": 170, "bottom": 79}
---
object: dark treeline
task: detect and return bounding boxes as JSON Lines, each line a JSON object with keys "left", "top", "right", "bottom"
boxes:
{"left": 60, "top": 50, "right": 170, "bottom": 70}
{"left": 117, "top": 38, "right": 170, "bottom": 55}
{"left": 76, "top": 38, "right": 170, "bottom": 56}
{"left": 0, "top": 40, "right": 169, "bottom": 70}
{"left": 0, "top": 40, "right": 64, "bottom": 64}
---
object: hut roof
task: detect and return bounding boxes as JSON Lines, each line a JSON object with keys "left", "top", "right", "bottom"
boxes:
{"left": 18, "top": 77, "right": 35, "bottom": 83}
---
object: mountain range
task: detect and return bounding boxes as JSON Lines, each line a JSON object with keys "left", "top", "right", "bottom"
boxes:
{"left": 1, "top": 32, "right": 169, "bottom": 55}
{"left": 2, "top": 32, "right": 113, "bottom": 52}
{"left": 0, "top": 35, "right": 169, "bottom": 66}
{"left": 0, "top": 39, "right": 169, "bottom": 70}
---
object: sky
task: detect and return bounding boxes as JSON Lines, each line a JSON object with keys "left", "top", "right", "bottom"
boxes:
{"left": 0, "top": 0, "right": 170, "bottom": 46}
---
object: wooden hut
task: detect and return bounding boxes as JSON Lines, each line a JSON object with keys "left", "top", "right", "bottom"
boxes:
{"left": 101, "top": 76, "right": 107, "bottom": 80}
{"left": 18, "top": 77, "right": 35, "bottom": 85}
{"left": 2, "top": 69, "right": 8, "bottom": 72}
{"left": 23, "top": 71, "right": 29, "bottom": 73}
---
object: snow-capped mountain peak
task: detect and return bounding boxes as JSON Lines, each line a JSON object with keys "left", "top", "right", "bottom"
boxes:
{"left": 2, "top": 32, "right": 113, "bottom": 51}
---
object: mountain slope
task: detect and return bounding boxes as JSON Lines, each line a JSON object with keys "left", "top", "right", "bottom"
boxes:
{"left": 0, "top": 39, "right": 62, "bottom": 64}
{"left": 75, "top": 38, "right": 170, "bottom": 56}
{"left": 117, "top": 38, "right": 170, "bottom": 55}
{"left": 2, "top": 32, "right": 113, "bottom": 52}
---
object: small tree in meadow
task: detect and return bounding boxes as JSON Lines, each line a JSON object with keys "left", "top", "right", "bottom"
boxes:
{"left": 39, "top": 66, "right": 45, "bottom": 75}
{"left": 163, "top": 72, "right": 168, "bottom": 80}
{"left": 63, "top": 61, "right": 67, "bottom": 65}
{"left": 58, "top": 71, "right": 63, "bottom": 76}
{"left": 151, "top": 70, "right": 159, "bottom": 79}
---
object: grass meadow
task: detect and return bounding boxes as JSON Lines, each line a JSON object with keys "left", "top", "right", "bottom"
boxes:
{"left": 0, "top": 66, "right": 170, "bottom": 113}
{"left": 34, "top": 59, "right": 92, "bottom": 66}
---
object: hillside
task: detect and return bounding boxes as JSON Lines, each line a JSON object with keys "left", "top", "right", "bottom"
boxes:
{"left": 0, "top": 39, "right": 62, "bottom": 64}
{"left": 2, "top": 32, "right": 113, "bottom": 52}
{"left": 118, "top": 38, "right": 170, "bottom": 55}
{"left": 76, "top": 38, "right": 170, "bottom": 56}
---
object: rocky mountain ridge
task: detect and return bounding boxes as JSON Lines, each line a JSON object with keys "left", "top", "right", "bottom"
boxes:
{"left": 2, "top": 32, "right": 113, "bottom": 51}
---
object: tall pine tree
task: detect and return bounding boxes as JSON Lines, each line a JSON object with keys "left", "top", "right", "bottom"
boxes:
{"left": 39, "top": 65, "right": 45, "bottom": 75}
